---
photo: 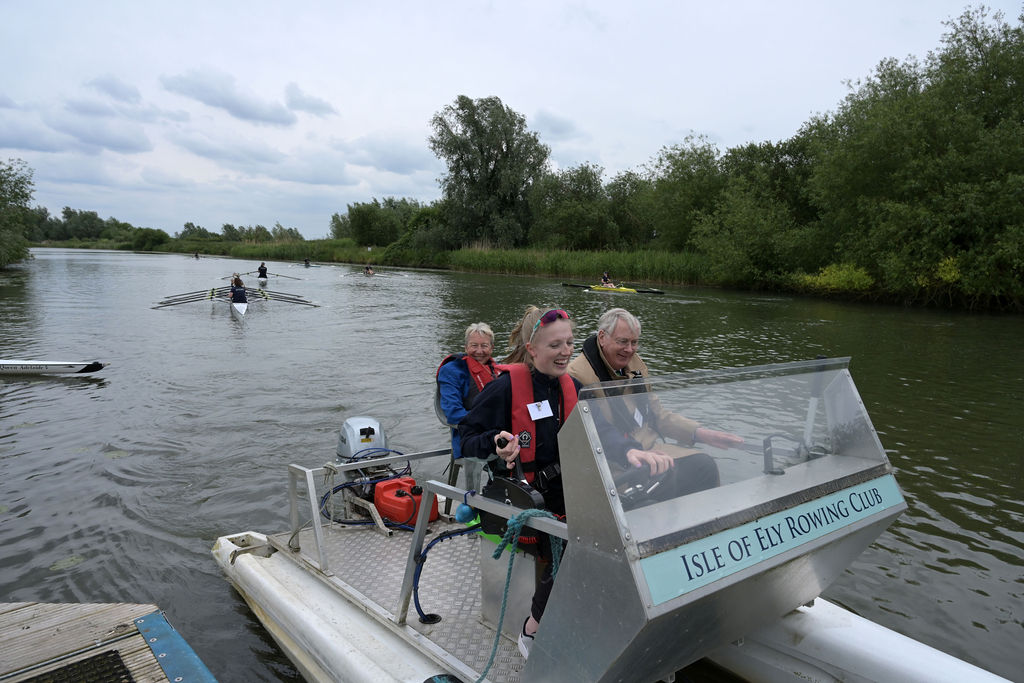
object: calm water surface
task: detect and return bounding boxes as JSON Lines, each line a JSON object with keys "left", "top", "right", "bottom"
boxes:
{"left": 0, "top": 249, "right": 1020, "bottom": 681}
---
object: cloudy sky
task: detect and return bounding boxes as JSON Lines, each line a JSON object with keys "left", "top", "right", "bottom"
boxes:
{"left": 2, "top": 1, "right": 1019, "bottom": 239}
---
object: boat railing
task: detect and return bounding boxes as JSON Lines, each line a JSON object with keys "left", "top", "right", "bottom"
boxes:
{"left": 285, "top": 450, "right": 567, "bottom": 606}
{"left": 286, "top": 448, "right": 451, "bottom": 572}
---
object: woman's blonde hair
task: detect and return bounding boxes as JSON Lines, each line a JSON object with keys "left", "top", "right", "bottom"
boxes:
{"left": 501, "top": 306, "right": 541, "bottom": 364}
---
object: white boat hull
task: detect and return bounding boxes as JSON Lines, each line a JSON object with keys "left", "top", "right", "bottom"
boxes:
{"left": 213, "top": 532, "right": 1007, "bottom": 683}
{"left": 230, "top": 302, "right": 247, "bottom": 319}
{"left": 0, "top": 360, "right": 107, "bottom": 375}
{"left": 213, "top": 533, "right": 445, "bottom": 683}
{"left": 258, "top": 278, "right": 268, "bottom": 287}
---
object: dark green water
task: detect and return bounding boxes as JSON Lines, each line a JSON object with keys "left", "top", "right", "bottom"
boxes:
{"left": 1, "top": 248, "right": 1020, "bottom": 681}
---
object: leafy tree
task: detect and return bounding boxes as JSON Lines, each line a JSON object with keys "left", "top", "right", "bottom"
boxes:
{"left": 1, "top": 159, "right": 35, "bottom": 267}
{"left": 606, "top": 170, "right": 656, "bottom": 248}
{"left": 648, "top": 136, "right": 726, "bottom": 250}
{"left": 329, "top": 212, "right": 351, "bottom": 239}
{"left": 221, "top": 223, "right": 241, "bottom": 241}
{"left": 178, "top": 221, "right": 217, "bottom": 240}
{"left": 251, "top": 224, "right": 273, "bottom": 243}
{"left": 348, "top": 197, "right": 420, "bottom": 246}
{"left": 130, "top": 227, "right": 170, "bottom": 250}
{"left": 271, "top": 221, "right": 304, "bottom": 241}
{"left": 60, "top": 207, "right": 105, "bottom": 239}
{"left": 429, "top": 95, "right": 550, "bottom": 247}
{"left": 101, "top": 216, "right": 136, "bottom": 243}
{"left": 529, "top": 163, "right": 617, "bottom": 250}
{"left": 691, "top": 175, "right": 804, "bottom": 286}
{"left": 24, "top": 205, "right": 55, "bottom": 242}
{"left": 805, "top": 6, "right": 1024, "bottom": 306}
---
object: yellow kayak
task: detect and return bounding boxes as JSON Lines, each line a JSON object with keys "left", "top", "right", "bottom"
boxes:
{"left": 590, "top": 285, "right": 637, "bottom": 293}
{"left": 561, "top": 282, "right": 664, "bottom": 294}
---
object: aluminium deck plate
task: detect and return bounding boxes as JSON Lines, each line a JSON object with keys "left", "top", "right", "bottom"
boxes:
{"left": 268, "top": 520, "right": 526, "bottom": 682}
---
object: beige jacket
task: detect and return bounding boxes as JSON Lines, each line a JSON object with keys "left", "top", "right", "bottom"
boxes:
{"left": 567, "top": 338, "right": 700, "bottom": 454}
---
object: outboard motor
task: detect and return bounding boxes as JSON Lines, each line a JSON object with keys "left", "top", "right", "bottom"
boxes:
{"left": 336, "top": 416, "right": 387, "bottom": 460}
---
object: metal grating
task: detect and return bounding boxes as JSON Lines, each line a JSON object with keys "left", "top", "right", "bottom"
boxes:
{"left": 269, "top": 519, "right": 526, "bottom": 682}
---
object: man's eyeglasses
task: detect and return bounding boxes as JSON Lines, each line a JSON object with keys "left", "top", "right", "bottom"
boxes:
{"left": 612, "top": 337, "right": 640, "bottom": 349}
{"left": 529, "top": 309, "right": 570, "bottom": 343}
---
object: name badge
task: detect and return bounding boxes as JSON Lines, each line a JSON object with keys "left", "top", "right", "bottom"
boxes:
{"left": 528, "top": 400, "right": 554, "bottom": 420}
{"left": 634, "top": 407, "right": 644, "bottom": 427}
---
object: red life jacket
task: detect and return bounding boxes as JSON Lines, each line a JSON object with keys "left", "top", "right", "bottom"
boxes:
{"left": 507, "top": 364, "right": 578, "bottom": 484}
{"left": 436, "top": 353, "right": 499, "bottom": 405}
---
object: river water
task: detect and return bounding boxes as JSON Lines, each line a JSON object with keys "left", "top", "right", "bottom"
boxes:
{"left": 0, "top": 248, "right": 1020, "bottom": 681}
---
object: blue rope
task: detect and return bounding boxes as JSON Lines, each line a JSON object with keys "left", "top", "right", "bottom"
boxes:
{"left": 475, "top": 509, "right": 564, "bottom": 683}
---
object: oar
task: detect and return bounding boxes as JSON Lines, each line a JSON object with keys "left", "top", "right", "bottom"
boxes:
{"left": 159, "top": 287, "right": 222, "bottom": 299}
{"left": 155, "top": 291, "right": 222, "bottom": 305}
{"left": 262, "top": 293, "right": 320, "bottom": 307}
{"left": 633, "top": 288, "right": 665, "bottom": 295}
{"left": 153, "top": 292, "right": 219, "bottom": 308}
{"left": 561, "top": 282, "right": 594, "bottom": 289}
{"left": 267, "top": 271, "right": 301, "bottom": 280}
{"left": 261, "top": 291, "right": 307, "bottom": 301}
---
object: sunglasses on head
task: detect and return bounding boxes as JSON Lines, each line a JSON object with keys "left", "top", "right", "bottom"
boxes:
{"left": 529, "top": 309, "right": 570, "bottom": 343}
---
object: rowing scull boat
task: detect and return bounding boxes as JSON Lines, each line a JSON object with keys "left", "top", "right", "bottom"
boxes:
{"left": 229, "top": 301, "right": 248, "bottom": 320}
{"left": 0, "top": 360, "right": 107, "bottom": 375}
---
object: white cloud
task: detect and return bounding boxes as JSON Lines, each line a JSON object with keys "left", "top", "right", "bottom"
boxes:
{"left": 161, "top": 68, "right": 297, "bottom": 126}
{"left": 87, "top": 75, "right": 142, "bottom": 104}
{"left": 285, "top": 83, "right": 337, "bottom": 117}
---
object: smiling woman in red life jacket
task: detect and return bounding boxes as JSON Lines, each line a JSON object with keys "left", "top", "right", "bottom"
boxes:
{"left": 459, "top": 307, "right": 577, "bottom": 659}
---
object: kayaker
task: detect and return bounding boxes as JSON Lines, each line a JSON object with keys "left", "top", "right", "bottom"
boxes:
{"left": 304, "top": 258, "right": 310, "bottom": 267}
{"left": 364, "top": 265, "right": 375, "bottom": 276}
{"left": 436, "top": 323, "right": 499, "bottom": 467}
{"left": 599, "top": 271, "right": 616, "bottom": 287}
{"left": 257, "top": 263, "right": 268, "bottom": 278}
{"left": 568, "top": 307, "right": 741, "bottom": 492}
{"left": 460, "top": 308, "right": 670, "bottom": 658}
{"left": 229, "top": 275, "right": 247, "bottom": 303}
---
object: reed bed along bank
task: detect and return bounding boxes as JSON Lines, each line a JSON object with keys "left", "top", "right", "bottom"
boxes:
{"left": 444, "top": 248, "right": 708, "bottom": 284}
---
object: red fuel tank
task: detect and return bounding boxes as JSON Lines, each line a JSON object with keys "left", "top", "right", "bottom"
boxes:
{"left": 374, "top": 476, "right": 439, "bottom": 524}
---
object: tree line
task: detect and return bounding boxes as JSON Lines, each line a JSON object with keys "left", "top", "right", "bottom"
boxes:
{"left": 331, "top": 7, "right": 1022, "bottom": 310}
{"left": 3, "top": 6, "right": 1021, "bottom": 309}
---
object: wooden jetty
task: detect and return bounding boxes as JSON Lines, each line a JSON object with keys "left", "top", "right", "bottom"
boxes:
{"left": 0, "top": 602, "right": 216, "bottom": 682}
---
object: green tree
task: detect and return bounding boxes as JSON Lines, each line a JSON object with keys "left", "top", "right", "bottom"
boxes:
{"left": 221, "top": 223, "right": 241, "bottom": 241}
{"left": 60, "top": 207, "right": 105, "bottom": 239}
{"left": 348, "top": 197, "right": 420, "bottom": 246}
{"left": 251, "top": 224, "right": 273, "bottom": 243}
{"left": 606, "top": 170, "right": 656, "bottom": 248}
{"left": 101, "top": 216, "right": 136, "bottom": 243}
{"left": 648, "top": 136, "right": 726, "bottom": 250}
{"left": 178, "top": 221, "right": 217, "bottom": 240}
{"left": 529, "top": 163, "right": 617, "bottom": 250}
{"left": 806, "top": 6, "right": 1024, "bottom": 307}
{"left": 0, "top": 158, "right": 34, "bottom": 267}
{"left": 271, "top": 221, "right": 304, "bottom": 241}
{"left": 429, "top": 95, "right": 550, "bottom": 247}
{"left": 130, "top": 227, "right": 170, "bottom": 250}
{"left": 329, "top": 212, "right": 351, "bottom": 239}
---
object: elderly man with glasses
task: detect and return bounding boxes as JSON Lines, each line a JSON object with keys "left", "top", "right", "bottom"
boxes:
{"left": 568, "top": 308, "right": 742, "bottom": 483}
